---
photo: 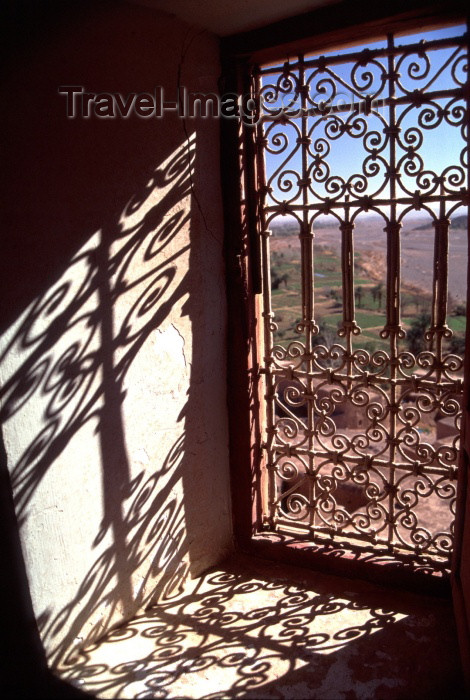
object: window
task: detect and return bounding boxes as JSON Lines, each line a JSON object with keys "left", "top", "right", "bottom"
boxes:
{"left": 249, "top": 23, "right": 468, "bottom": 578}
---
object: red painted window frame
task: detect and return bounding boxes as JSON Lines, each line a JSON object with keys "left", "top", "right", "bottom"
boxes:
{"left": 220, "top": 0, "right": 470, "bottom": 679}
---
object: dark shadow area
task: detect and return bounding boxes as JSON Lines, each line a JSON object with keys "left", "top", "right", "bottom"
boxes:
{"left": 58, "top": 553, "right": 466, "bottom": 699}
{"left": 0, "top": 426, "right": 92, "bottom": 699}
{"left": 1, "top": 1, "right": 227, "bottom": 696}
{"left": 0, "top": 125, "right": 196, "bottom": 660}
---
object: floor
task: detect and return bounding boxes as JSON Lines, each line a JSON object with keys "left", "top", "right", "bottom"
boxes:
{"left": 56, "top": 553, "right": 466, "bottom": 699}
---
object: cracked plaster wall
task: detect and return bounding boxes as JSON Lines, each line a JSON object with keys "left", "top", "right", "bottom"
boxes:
{"left": 0, "top": 2, "right": 232, "bottom": 665}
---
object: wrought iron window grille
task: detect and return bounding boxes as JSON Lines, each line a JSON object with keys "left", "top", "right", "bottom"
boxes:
{"left": 253, "top": 26, "right": 469, "bottom": 575}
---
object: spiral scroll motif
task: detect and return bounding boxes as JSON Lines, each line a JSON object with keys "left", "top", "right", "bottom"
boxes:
{"left": 256, "top": 28, "right": 468, "bottom": 574}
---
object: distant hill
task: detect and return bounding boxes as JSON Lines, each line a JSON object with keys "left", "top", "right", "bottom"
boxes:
{"left": 451, "top": 214, "right": 468, "bottom": 229}
{"left": 271, "top": 213, "right": 467, "bottom": 235}
{"left": 270, "top": 218, "right": 338, "bottom": 236}
{"left": 270, "top": 220, "right": 299, "bottom": 236}
{"left": 413, "top": 214, "right": 467, "bottom": 231}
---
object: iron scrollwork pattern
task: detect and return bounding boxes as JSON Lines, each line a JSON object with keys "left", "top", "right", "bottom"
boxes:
{"left": 255, "top": 29, "right": 469, "bottom": 573}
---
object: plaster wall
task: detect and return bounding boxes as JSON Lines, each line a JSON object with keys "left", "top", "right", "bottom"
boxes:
{"left": 134, "top": 0, "right": 339, "bottom": 36}
{"left": 0, "top": 2, "right": 232, "bottom": 666}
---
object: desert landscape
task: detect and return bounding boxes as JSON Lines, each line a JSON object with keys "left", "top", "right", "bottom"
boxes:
{"left": 267, "top": 213, "right": 466, "bottom": 559}
{"left": 269, "top": 212, "right": 467, "bottom": 354}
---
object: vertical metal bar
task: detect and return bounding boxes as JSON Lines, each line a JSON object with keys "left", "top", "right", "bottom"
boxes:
{"left": 340, "top": 199, "right": 356, "bottom": 365}
{"left": 298, "top": 55, "right": 316, "bottom": 528}
{"left": 260, "top": 227, "right": 277, "bottom": 528}
{"left": 340, "top": 208, "right": 355, "bottom": 333}
{"left": 255, "top": 66, "right": 277, "bottom": 529}
{"left": 451, "top": 27, "right": 470, "bottom": 585}
{"left": 243, "top": 64, "right": 263, "bottom": 295}
{"left": 385, "top": 33, "right": 401, "bottom": 551}
{"left": 431, "top": 190, "right": 450, "bottom": 364}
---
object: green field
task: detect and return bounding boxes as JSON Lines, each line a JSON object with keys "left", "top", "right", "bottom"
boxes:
{"left": 448, "top": 315, "right": 466, "bottom": 333}
{"left": 270, "top": 242, "right": 466, "bottom": 357}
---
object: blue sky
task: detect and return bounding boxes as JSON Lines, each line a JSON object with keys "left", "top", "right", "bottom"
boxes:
{"left": 260, "top": 24, "right": 467, "bottom": 215}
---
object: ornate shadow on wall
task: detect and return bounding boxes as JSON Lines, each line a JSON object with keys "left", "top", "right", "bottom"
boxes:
{"left": 0, "top": 132, "right": 213, "bottom": 667}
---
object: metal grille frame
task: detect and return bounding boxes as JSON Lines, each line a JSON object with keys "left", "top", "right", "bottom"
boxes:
{"left": 253, "top": 28, "right": 469, "bottom": 575}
